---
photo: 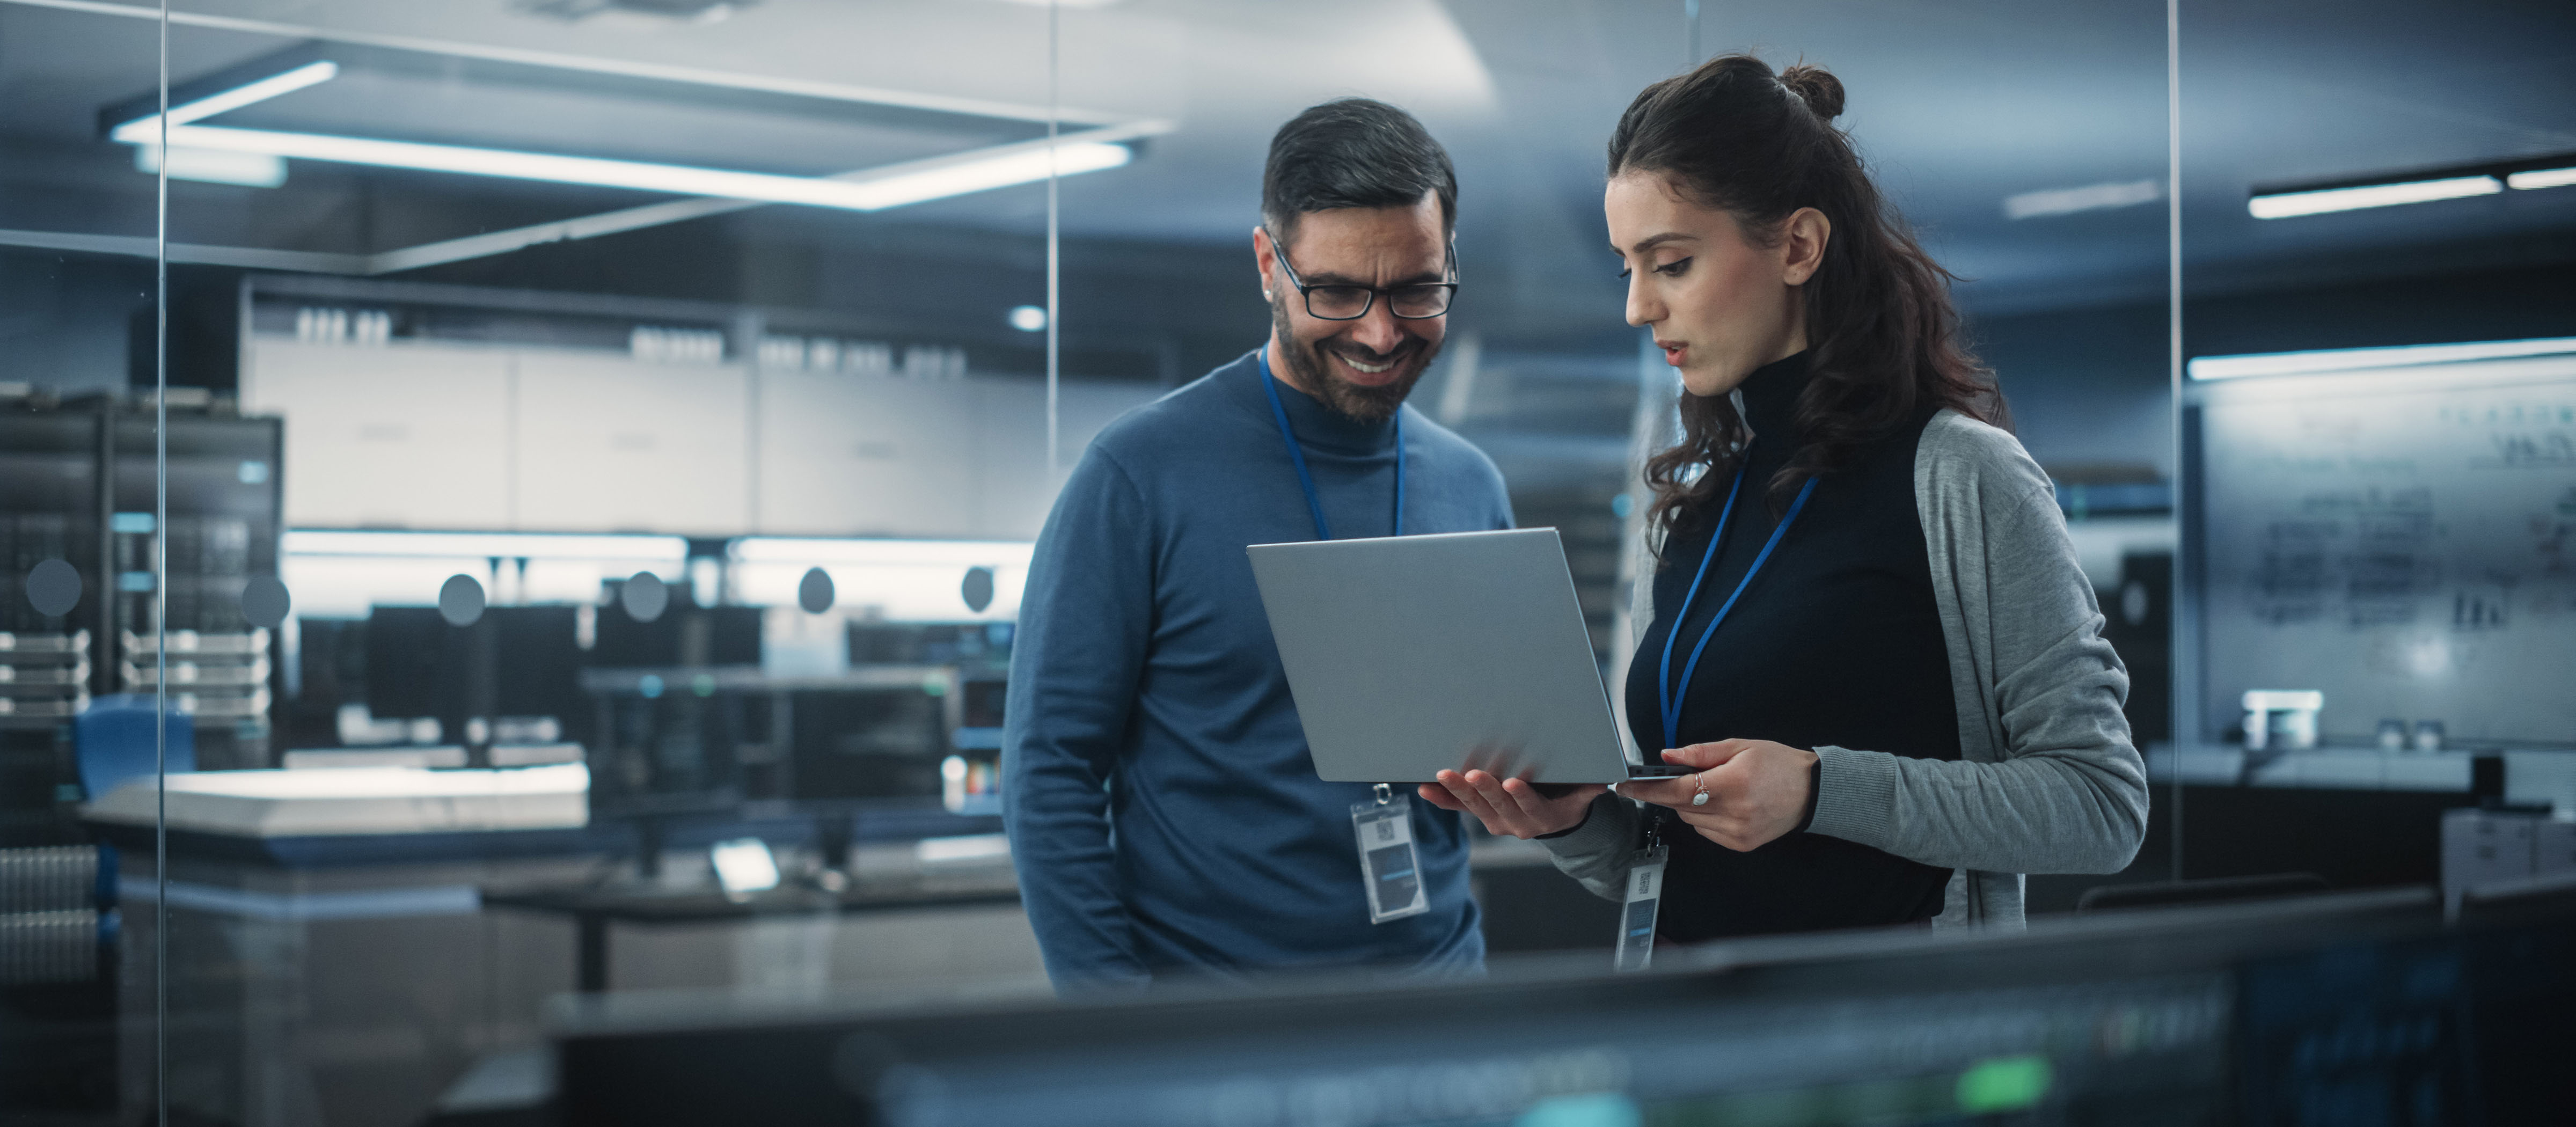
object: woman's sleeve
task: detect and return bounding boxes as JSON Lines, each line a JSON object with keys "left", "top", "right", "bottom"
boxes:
{"left": 1539, "top": 792, "right": 1650, "bottom": 902}
{"left": 1802, "top": 418, "right": 2150, "bottom": 875}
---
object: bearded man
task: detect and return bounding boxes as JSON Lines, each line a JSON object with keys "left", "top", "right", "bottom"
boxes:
{"left": 1002, "top": 99, "right": 1512, "bottom": 990}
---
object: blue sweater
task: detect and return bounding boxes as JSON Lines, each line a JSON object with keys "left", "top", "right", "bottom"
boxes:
{"left": 1002, "top": 347, "right": 1514, "bottom": 989}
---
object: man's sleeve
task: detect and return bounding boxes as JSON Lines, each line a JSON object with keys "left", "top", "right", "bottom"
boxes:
{"left": 1001, "top": 446, "right": 1158, "bottom": 991}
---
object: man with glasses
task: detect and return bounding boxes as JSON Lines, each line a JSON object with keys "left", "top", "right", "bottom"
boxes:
{"left": 1004, "top": 99, "right": 1511, "bottom": 990}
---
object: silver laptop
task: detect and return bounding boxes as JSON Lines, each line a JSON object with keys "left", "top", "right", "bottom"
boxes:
{"left": 1248, "top": 528, "right": 1692, "bottom": 785}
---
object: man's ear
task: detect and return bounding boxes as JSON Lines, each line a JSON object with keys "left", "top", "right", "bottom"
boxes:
{"left": 1253, "top": 225, "right": 1276, "bottom": 298}
{"left": 1781, "top": 207, "right": 1831, "bottom": 286}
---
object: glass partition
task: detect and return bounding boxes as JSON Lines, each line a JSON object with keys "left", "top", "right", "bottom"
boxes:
{"left": 1, "top": 4, "right": 166, "bottom": 1121}
{"left": 2167, "top": 0, "right": 2576, "bottom": 895}
{"left": 0, "top": 0, "right": 2277, "bottom": 1121}
{"left": 135, "top": 3, "right": 1078, "bottom": 1123}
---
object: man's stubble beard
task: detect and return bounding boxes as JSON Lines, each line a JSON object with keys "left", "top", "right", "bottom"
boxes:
{"left": 1268, "top": 292, "right": 1440, "bottom": 424}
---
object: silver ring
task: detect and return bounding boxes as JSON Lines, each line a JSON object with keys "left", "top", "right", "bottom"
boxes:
{"left": 1690, "top": 776, "right": 1710, "bottom": 807}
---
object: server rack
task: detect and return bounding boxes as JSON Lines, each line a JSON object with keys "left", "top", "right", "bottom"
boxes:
{"left": 0, "top": 392, "right": 283, "bottom": 842}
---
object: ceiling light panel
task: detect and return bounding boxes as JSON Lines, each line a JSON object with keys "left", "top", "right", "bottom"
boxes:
{"left": 2187, "top": 337, "right": 2576, "bottom": 380}
{"left": 196, "top": 58, "right": 1040, "bottom": 178}
{"left": 2248, "top": 175, "right": 2501, "bottom": 219}
{"left": 134, "top": 144, "right": 289, "bottom": 188}
{"left": 2507, "top": 167, "right": 2576, "bottom": 191}
{"left": 131, "top": 123, "right": 1130, "bottom": 211}
{"left": 2003, "top": 178, "right": 2163, "bottom": 221}
{"left": 101, "top": 43, "right": 1157, "bottom": 217}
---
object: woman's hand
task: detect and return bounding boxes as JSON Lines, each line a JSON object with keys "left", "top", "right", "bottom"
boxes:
{"left": 1418, "top": 771, "right": 1606, "bottom": 840}
{"left": 1618, "top": 740, "right": 1817, "bottom": 852}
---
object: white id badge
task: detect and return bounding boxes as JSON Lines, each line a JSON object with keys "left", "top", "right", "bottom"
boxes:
{"left": 1351, "top": 791, "right": 1429, "bottom": 924}
{"left": 1613, "top": 846, "right": 1668, "bottom": 973}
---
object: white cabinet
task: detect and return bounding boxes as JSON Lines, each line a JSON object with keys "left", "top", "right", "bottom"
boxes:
{"left": 513, "top": 353, "right": 750, "bottom": 535}
{"left": 244, "top": 340, "right": 510, "bottom": 530}
{"left": 755, "top": 369, "right": 978, "bottom": 537}
{"left": 247, "top": 336, "right": 1156, "bottom": 539}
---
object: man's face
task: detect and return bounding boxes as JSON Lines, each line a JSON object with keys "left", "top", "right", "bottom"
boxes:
{"left": 1255, "top": 193, "right": 1448, "bottom": 423}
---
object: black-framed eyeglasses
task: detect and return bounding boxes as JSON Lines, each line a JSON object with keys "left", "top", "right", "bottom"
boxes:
{"left": 1263, "top": 226, "right": 1458, "bottom": 321}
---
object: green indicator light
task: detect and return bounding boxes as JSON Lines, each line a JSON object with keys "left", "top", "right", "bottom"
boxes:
{"left": 691, "top": 674, "right": 717, "bottom": 698}
{"left": 1956, "top": 1055, "right": 2052, "bottom": 1114}
{"left": 1513, "top": 1092, "right": 1638, "bottom": 1127}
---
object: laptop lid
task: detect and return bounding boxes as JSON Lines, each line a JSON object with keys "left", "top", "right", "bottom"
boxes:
{"left": 1247, "top": 528, "right": 1638, "bottom": 784}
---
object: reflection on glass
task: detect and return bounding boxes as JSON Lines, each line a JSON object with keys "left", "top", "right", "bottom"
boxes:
{"left": 436, "top": 573, "right": 487, "bottom": 628}
{"left": 20, "top": 559, "right": 82, "bottom": 619}
{"left": 795, "top": 566, "right": 834, "bottom": 614}
{"left": 616, "top": 570, "right": 667, "bottom": 624}
{"left": 237, "top": 574, "right": 291, "bottom": 630}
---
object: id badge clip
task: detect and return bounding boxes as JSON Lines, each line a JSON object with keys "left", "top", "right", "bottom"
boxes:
{"left": 1614, "top": 845, "right": 1668, "bottom": 973}
{"left": 1352, "top": 784, "right": 1429, "bottom": 924}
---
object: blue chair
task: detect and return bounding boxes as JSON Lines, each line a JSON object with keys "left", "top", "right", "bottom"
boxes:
{"left": 74, "top": 694, "right": 196, "bottom": 801}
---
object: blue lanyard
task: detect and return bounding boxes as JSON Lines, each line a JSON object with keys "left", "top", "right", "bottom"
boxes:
{"left": 1258, "top": 346, "right": 1403, "bottom": 540}
{"left": 1656, "top": 466, "right": 1818, "bottom": 751}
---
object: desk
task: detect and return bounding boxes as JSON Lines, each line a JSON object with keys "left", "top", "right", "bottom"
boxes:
{"left": 486, "top": 873, "right": 1020, "bottom": 994}
{"left": 2147, "top": 744, "right": 2576, "bottom": 804}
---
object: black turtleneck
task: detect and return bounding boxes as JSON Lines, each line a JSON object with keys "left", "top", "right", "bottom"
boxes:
{"left": 1621, "top": 350, "right": 1960, "bottom": 940}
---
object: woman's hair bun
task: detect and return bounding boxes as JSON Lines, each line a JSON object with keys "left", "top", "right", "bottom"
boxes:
{"left": 1777, "top": 63, "right": 1845, "bottom": 122}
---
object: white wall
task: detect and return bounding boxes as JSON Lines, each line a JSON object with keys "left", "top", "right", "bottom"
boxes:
{"left": 245, "top": 338, "right": 1155, "bottom": 539}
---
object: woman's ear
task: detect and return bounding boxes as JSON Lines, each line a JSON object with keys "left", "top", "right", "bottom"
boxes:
{"left": 1781, "top": 207, "right": 1831, "bottom": 286}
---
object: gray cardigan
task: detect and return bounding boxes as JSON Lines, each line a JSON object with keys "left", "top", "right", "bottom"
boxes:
{"left": 1541, "top": 409, "right": 2150, "bottom": 929}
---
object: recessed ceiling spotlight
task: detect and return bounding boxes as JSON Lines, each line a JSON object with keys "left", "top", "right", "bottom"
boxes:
{"left": 1008, "top": 305, "right": 1048, "bottom": 333}
{"left": 2002, "top": 179, "right": 2162, "bottom": 221}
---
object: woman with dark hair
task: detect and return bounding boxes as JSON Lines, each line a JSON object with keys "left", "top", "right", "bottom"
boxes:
{"left": 1422, "top": 54, "right": 2147, "bottom": 936}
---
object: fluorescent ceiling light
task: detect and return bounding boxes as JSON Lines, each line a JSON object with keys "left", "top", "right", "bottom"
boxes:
{"left": 2507, "top": 166, "right": 2576, "bottom": 191}
{"left": 284, "top": 530, "right": 689, "bottom": 560}
{"left": 2187, "top": 336, "right": 2576, "bottom": 381}
{"left": 112, "top": 60, "right": 340, "bottom": 136}
{"left": 729, "top": 538, "right": 1034, "bottom": 565}
{"left": 115, "top": 122, "right": 1130, "bottom": 211}
{"left": 134, "top": 145, "right": 287, "bottom": 188}
{"left": 108, "top": 51, "right": 1147, "bottom": 216}
{"left": 2248, "top": 175, "right": 2500, "bottom": 219}
{"left": 2003, "top": 179, "right": 2161, "bottom": 221}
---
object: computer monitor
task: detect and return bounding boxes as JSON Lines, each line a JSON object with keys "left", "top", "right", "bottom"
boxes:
{"left": 592, "top": 596, "right": 761, "bottom": 669}
{"left": 362, "top": 605, "right": 452, "bottom": 721}
{"left": 553, "top": 888, "right": 2497, "bottom": 1126}
{"left": 361, "top": 604, "right": 587, "bottom": 744}
{"left": 785, "top": 687, "right": 946, "bottom": 802}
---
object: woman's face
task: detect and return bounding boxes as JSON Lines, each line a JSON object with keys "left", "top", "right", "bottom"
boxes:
{"left": 1605, "top": 171, "right": 1826, "bottom": 399}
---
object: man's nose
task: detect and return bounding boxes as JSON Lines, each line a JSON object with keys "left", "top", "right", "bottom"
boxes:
{"left": 1345, "top": 299, "right": 1404, "bottom": 354}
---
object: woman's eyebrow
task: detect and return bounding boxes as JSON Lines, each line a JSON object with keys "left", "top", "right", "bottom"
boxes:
{"left": 1624, "top": 232, "right": 1697, "bottom": 254}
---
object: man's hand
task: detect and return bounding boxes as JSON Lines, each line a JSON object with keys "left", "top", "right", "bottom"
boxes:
{"left": 1617, "top": 740, "right": 1816, "bottom": 852}
{"left": 1418, "top": 771, "right": 1605, "bottom": 840}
